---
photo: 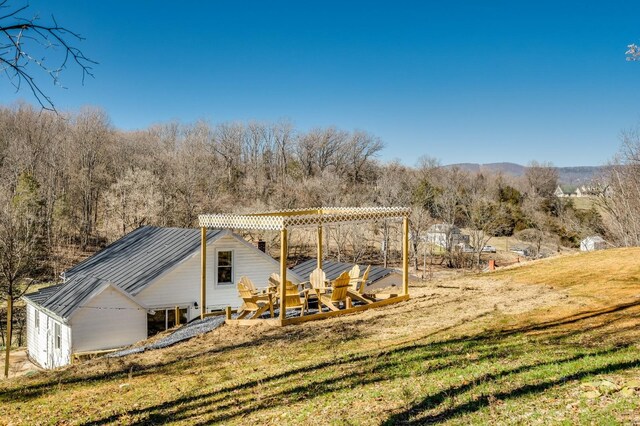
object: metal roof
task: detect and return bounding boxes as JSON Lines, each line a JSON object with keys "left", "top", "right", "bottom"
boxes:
{"left": 24, "top": 226, "right": 222, "bottom": 319}
{"left": 41, "top": 275, "right": 109, "bottom": 319}
{"left": 23, "top": 284, "right": 66, "bottom": 305}
{"left": 292, "top": 259, "right": 395, "bottom": 284}
{"left": 64, "top": 226, "right": 222, "bottom": 295}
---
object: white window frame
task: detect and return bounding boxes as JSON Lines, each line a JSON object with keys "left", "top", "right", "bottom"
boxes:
{"left": 54, "top": 322, "right": 62, "bottom": 350}
{"left": 215, "top": 249, "right": 234, "bottom": 286}
{"left": 34, "top": 309, "right": 40, "bottom": 331}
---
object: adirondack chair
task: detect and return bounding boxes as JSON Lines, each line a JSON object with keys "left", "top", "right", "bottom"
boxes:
{"left": 317, "top": 271, "right": 351, "bottom": 312}
{"left": 239, "top": 276, "right": 270, "bottom": 295}
{"left": 272, "top": 279, "right": 308, "bottom": 316}
{"left": 269, "top": 273, "right": 308, "bottom": 316}
{"left": 303, "top": 267, "right": 327, "bottom": 309}
{"left": 268, "top": 273, "right": 280, "bottom": 290}
{"left": 239, "top": 276, "right": 274, "bottom": 313}
{"left": 348, "top": 264, "right": 361, "bottom": 291}
{"left": 237, "top": 281, "right": 273, "bottom": 319}
{"left": 346, "top": 265, "right": 373, "bottom": 304}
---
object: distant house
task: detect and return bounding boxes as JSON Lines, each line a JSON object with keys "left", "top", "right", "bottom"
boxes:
{"left": 575, "top": 185, "right": 600, "bottom": 197}
{"left": 555, "top": 184, "right": 600, "bottom": 198}
{"left": 580, "top": 236, "right": 607, "bottom": 252}
{"left": 292, "top": 259, "right": 402, "bottom": 292}
{"left": 424, "top": 224, "right": 469, "bottom": 250}
{"left": 23, "top": 226, "right": 302, "bottom": 369}
{"left": 554, "top": 185, "right": 578, "bottom": 197}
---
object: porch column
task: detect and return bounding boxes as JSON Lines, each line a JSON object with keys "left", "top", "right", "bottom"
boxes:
{"left": 279, "top": 228, "right": 288, "bottom": 320}
{"left": 200, "top": 226, "right": 207, "bottom": 320}
{"left": 402, "top": 217, "right": 409, "bottom": 296}
{"left": 316, "top": 225, "right": 323, "bottom": 270}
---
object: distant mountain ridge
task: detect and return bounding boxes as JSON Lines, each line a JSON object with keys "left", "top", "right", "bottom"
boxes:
{"left": 445, "top": 162, "right": 604, "bottom": 184}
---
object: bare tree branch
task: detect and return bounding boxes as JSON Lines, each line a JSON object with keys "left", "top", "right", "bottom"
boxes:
{"left": 0, "top": 1, "right": 96, "bottom": 111}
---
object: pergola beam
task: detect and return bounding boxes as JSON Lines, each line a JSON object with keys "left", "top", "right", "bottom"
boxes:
{"left": 198, "top": 206, "right": 411, "bottom": 231}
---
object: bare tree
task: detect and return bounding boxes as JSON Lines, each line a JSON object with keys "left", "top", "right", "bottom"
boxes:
{"left": 0, "top": 174, "right": 42, "bottom": 377}
{"left": 598, "top": 128, "right": 640, "bottom": 246}
{"left": 0, "top": 1, "right": 95, "bottom": 110}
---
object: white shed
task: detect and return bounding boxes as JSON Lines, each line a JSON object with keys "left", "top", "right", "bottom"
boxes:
{"left": 23, "top": 226, "right": 302, "bottom": 369}
{"left": 424, "top": 224, "right": 469, "bottom": 250}
{"left": 580, "top": 236, "right": 607, "bottom": 252}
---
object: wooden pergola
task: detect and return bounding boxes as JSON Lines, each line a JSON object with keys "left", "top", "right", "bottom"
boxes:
{"left": 198, "top": 206, "right": 412, "bottom": 325}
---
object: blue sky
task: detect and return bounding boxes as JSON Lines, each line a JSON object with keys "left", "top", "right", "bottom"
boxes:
{"left": 1, "top": 1, "right": 639, "bottom": 167}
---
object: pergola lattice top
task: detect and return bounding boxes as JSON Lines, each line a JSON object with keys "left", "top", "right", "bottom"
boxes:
{"left": 198, "top": 206, "right": 411, "bottom": 231}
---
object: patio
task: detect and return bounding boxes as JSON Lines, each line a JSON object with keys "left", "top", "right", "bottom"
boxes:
{"left": 198, "top": 207, "right": 411, "bottom": 326}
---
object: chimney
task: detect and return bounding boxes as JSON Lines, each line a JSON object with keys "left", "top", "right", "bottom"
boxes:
{"left": 257, "top": 240, "right": 266, "bottom": 253}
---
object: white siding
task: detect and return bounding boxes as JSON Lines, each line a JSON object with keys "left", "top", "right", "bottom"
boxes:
{"left": 70, "top": 286, "right": 147, "bottom": 353}
{"left": 26, "top": 304, "right": 44, "bottom": 367}
{"left": 25, "top": 303, "right": 71, "bottom": 369}
{"left": 138, "top": 235, "right": 292, "bottom": 313}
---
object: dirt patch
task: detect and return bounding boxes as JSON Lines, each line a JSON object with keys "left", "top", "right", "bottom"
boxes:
{"left": 0, "top": 349, "right": 41, "bottom": 379}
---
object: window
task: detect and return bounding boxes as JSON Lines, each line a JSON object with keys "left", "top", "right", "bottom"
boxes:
{"left": 147, "top": 308, "right": 188, "bottom": 337}
{"left": 216, "top": 250, "right": 233, "bottom": 285}
{"left": 54, "top": 322, "right": 61, "bottom": 350}
{"left": 34, "top": 310, "right": 40, "bottom": 330}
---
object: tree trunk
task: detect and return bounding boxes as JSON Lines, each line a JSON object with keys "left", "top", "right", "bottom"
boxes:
{"left": 4, "top": 296, "right": 12, "bottom": 378}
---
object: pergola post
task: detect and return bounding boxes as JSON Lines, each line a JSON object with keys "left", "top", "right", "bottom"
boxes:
{"left": 279, "top": 228, "right": 288, "bottom": 321}
{"left": 402, "top": 217, "right": 409, "bottom": 296}
{"left": 316, "top": 225, "right": 323, "bottom": 270}
{"left": 200, "top": 226, "right": 207, "bottom": 320}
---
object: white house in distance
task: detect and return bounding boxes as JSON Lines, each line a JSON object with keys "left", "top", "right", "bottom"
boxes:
{"left": 23, "top": 226, "right": 302, "bottom": 369}
{"left": 424, "top": 224, "right": 469, "bottom": 250}
{"left": 580, "top": 235, "right": 607, "bottom": 252}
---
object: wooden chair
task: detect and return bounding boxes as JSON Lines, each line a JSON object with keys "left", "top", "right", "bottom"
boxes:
{"left": 317, "top": 271, "right": 351, "bottom": 312}
{"left": 268, "top": 272, "right": 280, "bottom": 290}
{"left": 309, "top": 268, "right": 327, "bottom": 291}
{"left": 239, "top": 276, "right": 274, "bottom": 316}
{"left": 270, "top": 273, "right": 308, "bottom": 316}
{"left": 305, "top": 267, "right": 326, "bottom": 307}
{"left": 239, "top": 276, "right": 270, "bottom": 295}
{"left": 273, "top": 279, "right": 308, "bottom": 316}
{"left": 237, "top": 281, "right": 273, "bottom": 319}
{"left": 347, "top": 265, "right": 373, "bottom": 304}
{"left": 348, "top": 264, "right": 361, "bottom": 291}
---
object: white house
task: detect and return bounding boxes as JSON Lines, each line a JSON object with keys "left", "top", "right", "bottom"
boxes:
{"left": 424, "top": 224, "right": 469, "bottom": 250}
{"left": 580, "top": 235, "right": 607, "bottom": 252}
{"left": 23, "top": 226, "right": 302, "bottom": 369}
{"left": 554, "top": 185, "right": 578, "bottom": 197}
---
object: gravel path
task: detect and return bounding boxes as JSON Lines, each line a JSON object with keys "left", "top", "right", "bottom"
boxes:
{"left": 107, "top": 304, "right": 346, "bottom": 358}
{"left": 108, "top": 316, "right": 227, "bottom": 358}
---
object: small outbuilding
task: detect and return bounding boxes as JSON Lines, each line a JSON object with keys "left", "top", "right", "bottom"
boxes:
{"left": 580, "top": 236, "right": 607, "bottom": 252}
{"left": 424, "top": 223, "right": 469, "bottom": 250}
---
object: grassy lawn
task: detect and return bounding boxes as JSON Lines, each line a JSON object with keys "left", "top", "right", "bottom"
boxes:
{"left": 1, "top": 249, "right": 640, "bottom": 425}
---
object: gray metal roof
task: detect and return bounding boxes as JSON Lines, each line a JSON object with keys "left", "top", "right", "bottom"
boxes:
{"left": 23, "top": 284, "right": 66, "bottom": 306}
{"left": 41, "top": 275, "right": 109, "bottom": 319}
{"left": 24, "top": 226, "right": 222, "bottom": 319}
{"left": 64, "top": 226, "right": 222, "bottom": 295}
{"left": 292, "top": 259, "right": 395, "bottom": 284}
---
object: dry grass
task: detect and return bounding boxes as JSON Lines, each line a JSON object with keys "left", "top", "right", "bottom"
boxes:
{"left": 1, "top": 249, "right": 640, "bottom": 425}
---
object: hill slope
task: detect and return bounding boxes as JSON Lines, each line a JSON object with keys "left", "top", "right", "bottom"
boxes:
{"left": 2, "top": 249, "right": 640, "bottom": 424}
{"left": 447, "top": 162, "right": 604, "bottom": 184}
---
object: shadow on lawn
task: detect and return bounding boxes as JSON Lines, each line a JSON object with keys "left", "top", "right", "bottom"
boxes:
{"left": 76, "top": 301, "right": 640, "bottom": 425}
{"left": 4, "top": 299, "right": 640, "bottom": 425}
